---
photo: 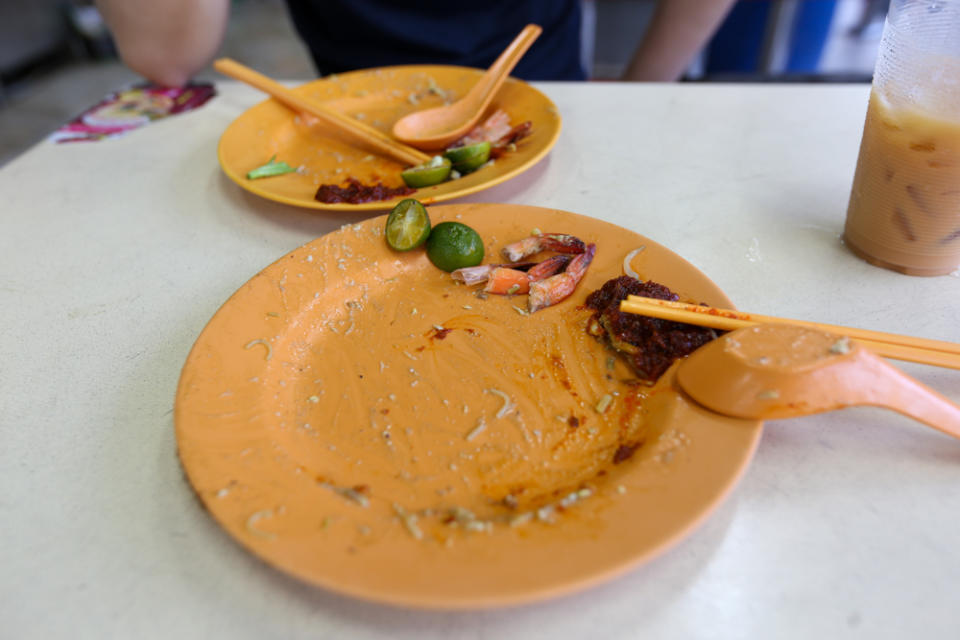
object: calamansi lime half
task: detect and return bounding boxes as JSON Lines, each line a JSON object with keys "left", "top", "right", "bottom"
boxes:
{"left": 400, "top": 156, "right": 452, "bottom": 189}
{"left": 385, "top": 199, "right": 431, "bottom": 251}
{"left": 400, "top": 156, "right": 452, "bottom": 188}
{"left": 425, "top": 221, "right": 484, "bottom": 272}
{"left": 443, "top": 141, "right": 492, "bottom": 174}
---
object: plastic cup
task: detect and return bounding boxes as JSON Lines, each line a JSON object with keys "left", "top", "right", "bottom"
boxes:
{"left": 843, "top": 0, "right": 960, "bottom": 276}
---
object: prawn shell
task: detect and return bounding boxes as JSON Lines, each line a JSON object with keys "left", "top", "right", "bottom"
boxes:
{"left": 484, "top": 268, "right": 531, "bottom": 295}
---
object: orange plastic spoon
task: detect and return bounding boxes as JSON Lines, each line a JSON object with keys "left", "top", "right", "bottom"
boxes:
{"left": 391, "top": 24, "right": 542, "bottom": 150}
{"left": 676, "top": 324, "right": 960, "bottom": 440}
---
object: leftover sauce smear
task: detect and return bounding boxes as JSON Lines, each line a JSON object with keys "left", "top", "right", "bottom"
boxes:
{"left": 193, "top": 228, "right": 706, "bottom": 550}
{"left": 314, "top": 109, "right": 533, "bottom": 203}
{"left": 314, "top": 178, "right": 414, "bottom": 204}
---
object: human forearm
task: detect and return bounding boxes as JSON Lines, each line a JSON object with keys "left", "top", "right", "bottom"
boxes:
{"left": 96, "top": 0, "right": 230, "bottom": 86}
{"left": 622, "top": 0, "right": 737, "bottom": 81}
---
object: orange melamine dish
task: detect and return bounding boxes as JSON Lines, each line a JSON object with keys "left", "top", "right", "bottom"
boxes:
{"left": 175, "top": 204, "right": 762, "bottom": 609}
{"left": 217, "top": 65, "right": 562, "bottom": 211}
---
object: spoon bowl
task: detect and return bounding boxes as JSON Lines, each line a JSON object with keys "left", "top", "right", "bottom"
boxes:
{"left": 676, "top": 324, "right": 960, "bottom": 440}
{"left": 392, "top": 24, "right": 542, "bottom": 150}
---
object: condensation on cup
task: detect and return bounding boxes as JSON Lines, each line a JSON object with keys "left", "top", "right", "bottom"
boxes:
{"left": 844, "top": 0, "right": 960, "bottom": 276}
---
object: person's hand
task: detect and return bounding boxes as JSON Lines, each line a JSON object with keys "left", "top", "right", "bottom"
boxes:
{"left": 96, "top": 0, "right": 231, "bottom": 86}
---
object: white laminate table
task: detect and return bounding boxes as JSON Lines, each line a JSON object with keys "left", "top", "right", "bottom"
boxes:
{"left": 3, "top": 81, "right": 959, "bottom": 639}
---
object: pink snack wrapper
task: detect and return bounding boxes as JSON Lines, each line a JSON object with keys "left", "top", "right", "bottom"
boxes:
{"left": 50, "top": 83, "right": 216, "bottom": 143}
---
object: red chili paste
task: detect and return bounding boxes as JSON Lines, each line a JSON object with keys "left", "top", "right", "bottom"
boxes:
{"left": 315, "top": 178, "right": 414, "bottom": 204}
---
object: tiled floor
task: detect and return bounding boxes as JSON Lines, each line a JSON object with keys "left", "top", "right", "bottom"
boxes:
{"left": 0, "top": 0, "right": 884, "bottom": 167}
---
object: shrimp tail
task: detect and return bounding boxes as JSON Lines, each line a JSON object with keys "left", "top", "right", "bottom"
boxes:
{"left": 501, "top": 236, "right": 543, "bottom": 262}
{"left": 490, "top": 121, "right": 533, "bottom": 158}
{"left": 527, "top": 254, "right": 572, "bottom": 281}
{"left": 484, "top": 267, "right": 531, "bottom": 295}
{"left": 452, "top": 261, "right": 536, "bottom": 285}
{"left": 451, "top": 264, "right": 495, "bottom": 285}
{"left": 528, "top": 243, "right": 596, "bottom": 312}
{"left": 539, "top": 233, "right": 587, "bottom": 255}
{"left": 455, "top": 109, "right": 513, "bottom": 147}
{"left": 501, "top": 233, "right": 586, "bottom": 262}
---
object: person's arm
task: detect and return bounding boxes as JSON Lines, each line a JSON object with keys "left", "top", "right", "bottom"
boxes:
{"left": 95, "top": 0, "right": 231, "bottom": 86}
{"left": 622, "top": 0, "right": 738, "bottom": 81}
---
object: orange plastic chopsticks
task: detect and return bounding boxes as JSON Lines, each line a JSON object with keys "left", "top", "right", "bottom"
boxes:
{"left": 213, "top": 58, "right": 431, "bottom": 166}
{"left": 620, "top": 295, "right": 960, "bottom": 370}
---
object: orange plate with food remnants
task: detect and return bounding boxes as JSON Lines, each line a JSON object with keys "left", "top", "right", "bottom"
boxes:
{"left": 217, "top": 66, "right": 561, "bottom": 211}
{"left": 175, "top": 203, "right": 763, "bottom": 609}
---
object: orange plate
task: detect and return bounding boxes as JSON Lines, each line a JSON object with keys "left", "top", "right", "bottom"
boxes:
{"left": 175, "top": 204, "right": 762, "bottom": 609}
{"left": 217, "top": 66, "right": 562, "bottom": 211}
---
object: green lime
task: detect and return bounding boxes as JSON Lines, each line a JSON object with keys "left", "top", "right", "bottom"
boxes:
{"left": 385, "top": 198, "right": 431, "bottom": 251}
{"left": 400, "top": 156, "right": 452, "bottom": 188}
{"left": 443, "top": 141, "right": 492, "bottom": 174}
{"left": 425, "top": 221, "right": 485, "bottom": 272}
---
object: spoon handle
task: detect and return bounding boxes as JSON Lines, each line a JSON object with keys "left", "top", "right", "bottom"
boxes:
{"left": 464, "top": 24, "right": 543, "bottom": 107}
{"left": 865, "top": 353, "right": 960, "bottom": 440}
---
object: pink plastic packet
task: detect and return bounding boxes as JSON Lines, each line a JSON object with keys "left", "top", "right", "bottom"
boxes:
{"left": 50, "top": 83, "right": 216, "bottom": 143}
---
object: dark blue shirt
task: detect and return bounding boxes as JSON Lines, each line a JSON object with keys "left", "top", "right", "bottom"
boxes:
{"left": 284, "top": 0, "right": 586, "bottom": 81}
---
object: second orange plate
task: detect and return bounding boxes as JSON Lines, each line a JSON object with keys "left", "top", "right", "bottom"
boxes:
{"left": 175, "top": 204, "right": 763, "bottom": 608}
{"left": 217, "top": 65, "right": 562, "bottom": 211}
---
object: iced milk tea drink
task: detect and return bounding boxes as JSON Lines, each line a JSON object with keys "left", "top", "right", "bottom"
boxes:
{"left": 843, "top": 1, "right": 960, "bottom": 276}
{"left": 844, "top": 88, "right": 960, "bottom": 275}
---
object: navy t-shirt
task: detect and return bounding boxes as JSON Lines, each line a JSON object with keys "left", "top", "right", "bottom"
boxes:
{"left": 284, "top": 0, "right": 585, "bottom": 81}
